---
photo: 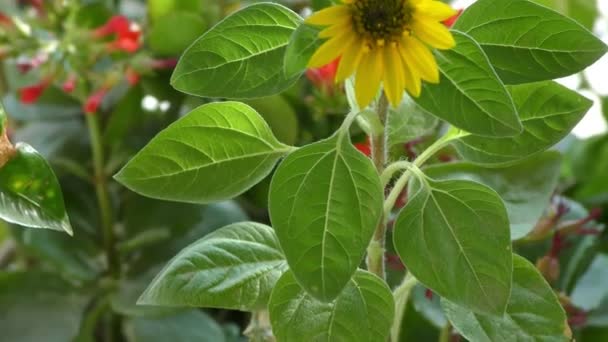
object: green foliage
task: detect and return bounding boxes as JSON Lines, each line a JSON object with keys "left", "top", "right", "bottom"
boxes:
{"left": 148, "top": 12, "right": 206, "bottom": 56}
{"left": 268, "top": 270, "right": 394, "bottom": 342}
{"left": 269, "top": 132, "right": 383, "bottom": 301}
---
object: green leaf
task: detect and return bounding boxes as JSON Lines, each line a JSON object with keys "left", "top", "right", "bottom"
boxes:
{"left": 443, "top": 255, "right": 571, "bottom": 342}
{"left": 124, "top": 310, "right": 226, "bottom": 342}
{"left": 115, "top": 102, "right": 291, "bottom": 204}
{"left": 283, "top": 23, "right": 322, "bottom": 79}
{"left": 414, "top": 31, "right": 521, "bottom": 137}
{"left": 269, "top": 132, "right": 383, "bottom": 301}
{"left": 268, "top": 270, "right": 394, "bottom": 342}
{"left": 170, "top": 3, "right": 301, "bottom": 99}
{"left": 454, "top": 0, "right": 608, "bottom": 84}
{"left": 387, "top": 97, "right": 438, "bottom": 146}
{"left": 242, "top": 95, "right": 299, "bottom": 145}
{"left": 393, "top": 177, "right": 512, "bottom": 315}
{"left": 454, "top": 81, "right": 591, "bottom": 166}
{"left": 0, "top": 143, "right": 72, "bottom": 234}
{"left": 148, "top": 0, "right": 203, "bottom": 22}
{"left": 0, "top": 271, "right": 89, "bottom": 342}
{"left": 138, "top": 222, "right": 287, "bottom": 311}
{"left": 423, "top": 152, "right": 561, "bottom": 240}
{"left": 571, "top": 254, "right": 608, "bottom": 311}
{"left": 148, "top": 12, "right": 206, "bottom": 56}
{"left": 532, "top": 0, "right": 598, "bottom": 29}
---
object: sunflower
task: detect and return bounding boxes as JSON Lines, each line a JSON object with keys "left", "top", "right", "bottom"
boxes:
{"left": 306, "top": 0, "right": 457, "bottom": 108}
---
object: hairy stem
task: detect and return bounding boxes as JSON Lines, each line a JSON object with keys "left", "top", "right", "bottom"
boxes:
{"left": 391, "top": 274, "right": 419, "bottom": 342}
{"left": 367, "top": 93, "right": 390, "bottom": 280}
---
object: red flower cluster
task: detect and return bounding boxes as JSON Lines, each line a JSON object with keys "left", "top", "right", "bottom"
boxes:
{"left": 94, "top": 15, "right": 141, "bottom": 53}
{"left": 19, "top": 79, "right": 51, "bottom": 104}
{"left": 306, "top": 57, "right": 340, "bottom": 95}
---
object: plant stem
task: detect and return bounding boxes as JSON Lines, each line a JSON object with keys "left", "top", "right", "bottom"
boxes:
{"left": 390, "top": 273, "right": 418, "bottom": 342}
{"left": 367, "top": 93, "right": 390, "bottom": 280}
{"left": 439, "top": 322, "right": 451, "bottom": 342}
{"left": 85, "top": 114, "right": 119, "bottom": 276}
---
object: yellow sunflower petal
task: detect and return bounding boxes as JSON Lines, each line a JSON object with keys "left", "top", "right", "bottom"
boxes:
{"left": 319, "top": 20, "right": 351, "bottom": 39}
{"left": 383, "top": 45, "right": 405, "bottom": 107}
{"left": 413, "top": 17, "right": 455, "bottom": 49}
{"left": 305, "top": 5, "right": 350, "bottom": 26}
{"left": 308, "top": 31, "right": 352, "bottom": 68}
{"left": 401, "top": 36, "right": 439, "bottom": 83}
{"left": 355, "top": 49, "right": 384, "bottom": 107}
{"left": 415, "top": 0, "right": 457, "bottom": 21}
{"left": 336, "top": 38, "right": 365, "bottom": 82}
{"left": 398, "top": 43, "right": 422, "bottom": 97}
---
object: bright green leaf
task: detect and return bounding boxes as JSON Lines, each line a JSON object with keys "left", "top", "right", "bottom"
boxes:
{"left": 454, "top": 0, "right": 608, "bottom": 84}
{"left": 443, "top": 255, "right": 570, "bottom": 342}
{"left": 283, "top": 23, "right": 322, "bottom": 79}
{"left": 387, "top": 97, "right": 438, "bottom": 146}
{"left": 533, "top": 0, "right": 597, "bottom": 29}
{"left": 269, "top": 133, "right": 383, "bottom": 301}
{"left": 115, "top": 102, "right": 291, "bottom": 204}
{"left": 415, "top": 31, "right": 521, "bottom": 137}
{"left": 171, "top": 3, "right": 301, "bottom": 99}
{"left": 242, "top": 95, "right": 299, "bottom": 145}
{"left": 393, "top": 177, "right": 512, "bottom": 315}
{"left": 423, "top": 152, "right": 561, "bottom": 240}
{"left": 148, "top": 12, "right": 206, "bottom": 56}
{"left": 454, "top": 81, "right": 591, "bottom": 166}
{"left": 0, "top": 143, "right": 72, "bottom": 235}
{"left": 268, "top": 270, "right": 394, "bottom": 342}
{"left": 124, "top": 310, "right": 225, "bottom": 342}
{"left": 148, "top": 0, "right": 203, "bottom": 22}
{"left": 138, "top": 222, "right": 287, "bottom": 311}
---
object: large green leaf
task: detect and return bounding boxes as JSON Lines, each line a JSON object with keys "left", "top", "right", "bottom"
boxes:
{"left": 170, "top": 3, "right": 301, "bottom": 99}
{"left": 387, "top": 97, "right": 438, "bottom": 146}
{"left": 138, "top": 222, "right": 287, "bottom": 311}
{"left": 393, "top": 177, "right": 512, "bottom": 315}
{"left": 443, "top": 255, "right": 571, "bottom": 342}
{"left": 124, "top": 310, "right": 225, "bottom": 342}
{"left": 268, "top": 270, "right": 394, "bottom": 342}
{"left": 115, "top": 102, "right": 291, "bottom": 204}
{"left": 283, "top": 23, "right": 322, "bottom": 78}
{"left": 533, "top": 0, "right": 597, "bottom": 29}
{"left": 0, "top": 143, "right": 72, "bottom": 234}
{"left": 0, "top": 271, "right": 89, "bottom": 342}
{"left": 424, "top": 152, "right": 561, "bottom": 240}
{"left": 269, "top": 132, "right": 383, "bottom": 301}
{"left": 453, "top": 81, "right": 591, "bottom": 166}
{"left": 454, "top": 0, "right": 607, "bottom": 84}
{"left": 414, "top": 31, "right": 521, "bottom": 137}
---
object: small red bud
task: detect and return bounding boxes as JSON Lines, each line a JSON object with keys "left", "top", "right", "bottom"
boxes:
{"left": 84, "top": 88, "right": 109, "bottom": 114}
{"left": 18, "top": 79, "right": 51, "bottom": 104}
{"left": 93, "top": 15, "right": 130, "bottom": 38}
{"left": 425, "top": 289, "right": 434, "bottom": 300}
{"left": 62, "top": 75, "right": 77, "bottom": 93}
{"left": 536, "top": 255, "right": 560, "bottom": 283}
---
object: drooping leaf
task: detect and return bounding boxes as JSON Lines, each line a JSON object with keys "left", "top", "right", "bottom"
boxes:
{"left": 283, "top": 23, "right": 322, "bottom": 78}
{"left": 124, "top": 310, "right": 226, "bottom": 342}
{"left": 0, "top": 143, "right": 72, "bottom": 234}
{"left": 453, "top": 81, "right": 591, "bottom": 166}
{"left": 0, "top": 271, "right": 89, "bottom": 342}
{"left": 443, "top": 255, "right": 571, "bottom": 342}
{"left": 393, "top": 177, "right": 512, "bottom": 315}
{"left": 414, "top": 31, "right": 521, "bottom": 137}
{"left": 139, "top": 222, "right": 286, "bottom": 311}
{"left": 115, "top": 102, "right": 292, "bottom": 204}
{"left": 269, "top": 132, "right": 383, "bottom": 301}
{"left": 268, "top": 270, "right": 394, "bottom": 342}
{"left": 170, "top": 3, "right": 301, "bottom": 99}
{"left": 387, "top": 97, "right": 438, "bottom": 146}
{"left": 454, "top": 0, "right": 608, "bottom": 84}
{"left": 424, "top": 152, "right": 562, "bottom": 240}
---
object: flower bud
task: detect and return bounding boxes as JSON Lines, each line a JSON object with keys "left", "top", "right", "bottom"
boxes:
{"left": 536, "top": 255, "right": 560, "bottom": 283}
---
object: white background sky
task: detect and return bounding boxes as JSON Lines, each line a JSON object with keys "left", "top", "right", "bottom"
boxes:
{"left": 452, "top": 0, "right": 608, "bottom": 139}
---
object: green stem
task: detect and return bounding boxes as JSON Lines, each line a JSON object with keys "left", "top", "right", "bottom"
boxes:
{"left": 390, "top": 273, "right": 419, "bottom": 342}
{"left": 85, "top": 114, "right": 119, "bottom": 276}
{"left": 439, "top": 322, "right": 451, "bottom": 342}
{"left": 367, "top": 93, "right": 390, "bottom": 280}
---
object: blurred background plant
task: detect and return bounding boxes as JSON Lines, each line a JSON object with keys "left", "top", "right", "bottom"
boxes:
{"left": 0, "top": 0, "right": 607, "bottom": 341}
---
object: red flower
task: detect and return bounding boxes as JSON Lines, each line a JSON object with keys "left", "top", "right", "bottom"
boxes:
{"left": 354, "top": 136, "right": 371, "bottom": 157}
{"left": 0, "top": 12, "right": 12, "bottom": 26}
{"left": 306, "top": 57, "right": 340, "bottom": 94}
{"left": 84, "top": 88, "right": 109, "bottom": 114}
{"left": 108, "top": 30, "right": 141, "bottom": 53}
{"left": 443, "top": 9, "right": 463, "bottom": 28}
{"left": 93, "top": 15, "right": 130, "bottom": 38}
{"left": 62, "top": 75, "right": 77, "bottom": 93}
{"left": 125, "top": 68, "right": 140, "bottom": 86}
{"left": 94, "top": 15, "right": 141, "bottom": 53}
{"left": 19, "top": 79, "right": 50, "bottom": 104}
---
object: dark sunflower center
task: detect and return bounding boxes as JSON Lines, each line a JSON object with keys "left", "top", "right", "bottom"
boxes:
{"left": 352, "top": 0, "right": 412, "bottom": 43}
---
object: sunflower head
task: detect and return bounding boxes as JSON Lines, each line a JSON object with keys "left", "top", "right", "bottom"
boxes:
{"left": 306, "top": 0, "right": 457, "bottom": 108}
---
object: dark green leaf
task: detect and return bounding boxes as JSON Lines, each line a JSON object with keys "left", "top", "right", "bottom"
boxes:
{"left": 283, "top": 23, "right": 322, "bottom": 79}
{"left": 269, "top": 270, "right": 394, "bottom": 342}
{"left": 139, "top": 222, "right": 286, "bottom": 311}
{"left": 171, "top": 3, "right": 301, "bottom": 99}
{"left": 423, "top": 152, "right": 561, "bottom": 240}
{"left": 0, "top": 143, "right": 72, "bottom": 234}
{"left": 393, "top": 177, "right": 512, "bottom": 315}
{"left": 269, "top": 133, "right": 383, "bottom": 301}
{"left": 415, "top": 31, "right": 521, "bottom": 137}
{"left": 454, "top": 81, "right": 591, "bottom": 166}
{"left": 454, "top": 0, "right": 607, "bottom": 84}
{"left": 387, "top": 97, "right": 438, "bottom": 146}
{"left": 124, "top": 310, "right": 225, "bottom": 342}
{"left": 443, "top": 255, "right": 571, "bottom": 342}
{"left": 115, "top": 102, "right": 291, "bottom": 204}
